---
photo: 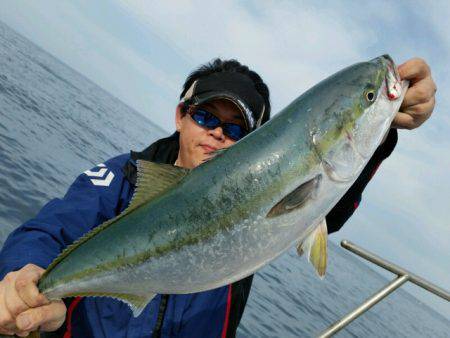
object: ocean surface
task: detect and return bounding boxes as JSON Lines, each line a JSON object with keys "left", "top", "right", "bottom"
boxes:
{"left": 0, "top": 21, "right": 448, "bottom": 337}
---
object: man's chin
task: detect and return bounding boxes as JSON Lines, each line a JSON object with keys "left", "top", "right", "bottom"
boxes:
{"left": 199, "top": 154, "right": 214, "bottom": 165}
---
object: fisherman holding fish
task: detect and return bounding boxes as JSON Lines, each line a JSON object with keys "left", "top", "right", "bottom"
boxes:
{"left": 0, "top": 57, "right": 436, "bottom": 337}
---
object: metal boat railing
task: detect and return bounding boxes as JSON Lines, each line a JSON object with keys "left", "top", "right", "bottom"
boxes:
{"left": 317, "top": 240, "right": 450, "bottom": 337}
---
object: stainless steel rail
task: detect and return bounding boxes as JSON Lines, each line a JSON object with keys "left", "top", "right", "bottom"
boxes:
{"left": 317, "top": 240, "right": 450, "bottom": 338}
{"left": 341, "top": 240, "right": 450, "bottom": 301}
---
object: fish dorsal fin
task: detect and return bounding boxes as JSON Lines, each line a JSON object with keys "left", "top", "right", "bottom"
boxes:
{"left": 130, "top": 160, "right": 190, "bottom": 208}
{"left": 267, "top": 174, "right": 321, "bottom": 218}
{"left": 42, "top": 161, "right": 189, "bottom": 277}
{"left": 297, "top": 219, "right": 328, "bottom": 278}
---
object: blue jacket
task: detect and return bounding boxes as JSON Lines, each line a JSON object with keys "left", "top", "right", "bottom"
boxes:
{"left": 0, "top": 130, "right": 398, "bottom": 337}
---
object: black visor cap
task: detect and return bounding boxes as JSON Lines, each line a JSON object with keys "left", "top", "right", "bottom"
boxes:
{"left": 182, "top": 72, "right": 266, "bottom": 131}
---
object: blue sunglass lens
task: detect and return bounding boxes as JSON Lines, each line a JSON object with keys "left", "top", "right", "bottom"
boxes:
{"left": 223, "top": 124, "right": 247, "bottom": 141}
{"left": 191, "top": 109, "right": 247, "bottom": 141}
{"left": 192, "top": 110, "right": 220, "bottom": 128}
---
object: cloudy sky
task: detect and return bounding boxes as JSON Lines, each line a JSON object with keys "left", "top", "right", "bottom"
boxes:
{"left": 0, "top": 0, "right": 448, "bottom": 316}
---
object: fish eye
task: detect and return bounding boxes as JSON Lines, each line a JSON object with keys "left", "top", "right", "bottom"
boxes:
{"left": 365, "top": 90, "right": 375, "bottom": 102}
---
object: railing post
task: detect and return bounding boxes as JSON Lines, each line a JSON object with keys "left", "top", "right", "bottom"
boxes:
{"left": 317, "top": 275, "right": 409, "bottom": 338}
{"left": 341, "top": 240, "right": 450, "bottom": 302}
{"left": 316, "top": 240, "right": 449, "bottom": 337}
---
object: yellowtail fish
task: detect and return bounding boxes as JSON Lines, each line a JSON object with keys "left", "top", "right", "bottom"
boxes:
{"left": 31, "top": 55, "right": 407, "bottom": 321}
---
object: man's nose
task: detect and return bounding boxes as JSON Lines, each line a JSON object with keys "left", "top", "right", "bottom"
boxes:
{"left": 209, "top": 126, "right": 225, "bottom": 140}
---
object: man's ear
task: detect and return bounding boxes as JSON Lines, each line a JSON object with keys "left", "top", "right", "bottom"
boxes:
{"left": 175, "top": 103, "right": 185, "bottom": 132}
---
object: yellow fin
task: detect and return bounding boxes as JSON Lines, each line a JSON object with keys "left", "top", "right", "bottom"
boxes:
{"left": 297, "top": 218, "right": 328, "bottom": 278}
{"left": 42, "top": 161, "right": 189, "bottom": 278}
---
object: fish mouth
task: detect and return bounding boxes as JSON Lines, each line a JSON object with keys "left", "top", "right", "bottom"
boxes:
{"left": 380, "top": 54, "right": 403, "bottom": 101}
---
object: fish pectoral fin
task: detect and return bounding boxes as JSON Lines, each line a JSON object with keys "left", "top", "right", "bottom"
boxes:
{"left": 267, "top": 174, "right": 321, "bottom": 218}
{"left": 297, "top": 218, "right": 328, "bottom": 279}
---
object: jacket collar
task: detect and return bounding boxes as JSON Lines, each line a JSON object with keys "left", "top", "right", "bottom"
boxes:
{"left": 124, "top": 132, "right": 180, "bottom": 186}
{"left": 130, "top": 132, "right": 180, "bottom": 165}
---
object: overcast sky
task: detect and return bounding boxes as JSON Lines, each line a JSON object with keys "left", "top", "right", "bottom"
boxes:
{"left": 0, "top": 0, "right": 448, "bottom": 316}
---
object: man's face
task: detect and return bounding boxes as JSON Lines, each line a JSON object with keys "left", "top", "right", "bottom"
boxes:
{"left": 175, "top": 98, "right": 246, "bottom": 169}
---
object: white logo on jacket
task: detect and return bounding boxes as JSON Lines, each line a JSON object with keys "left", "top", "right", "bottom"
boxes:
{"left": 84, "top": 163, "right": 115, "bottom": 187}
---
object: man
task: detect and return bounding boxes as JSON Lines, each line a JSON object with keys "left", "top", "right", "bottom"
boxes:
{"left": 0, "top": 58, "right": 436, "bottom": 337}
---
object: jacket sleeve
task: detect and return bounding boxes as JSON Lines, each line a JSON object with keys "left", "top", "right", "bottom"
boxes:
{"left": 326, "top": 129, "right": 398, "bottom": 234}
{"left": 0, "top": 156, "right": 130, "bottom": 279}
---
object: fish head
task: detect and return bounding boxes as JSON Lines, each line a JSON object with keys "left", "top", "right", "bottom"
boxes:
{"left": 349, "top": 54, "right": 408, "bottom": 157}
{"left": 312, "top": 54, "right": 408, "bottom": 182}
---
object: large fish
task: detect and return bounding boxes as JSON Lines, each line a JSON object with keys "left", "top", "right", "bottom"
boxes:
{"left": 37, "top": 54, "right": 407, "bottom": 317}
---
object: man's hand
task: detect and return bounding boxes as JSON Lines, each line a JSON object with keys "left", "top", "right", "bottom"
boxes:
{"left": 0, "top": 264, "right": 66, "bottom": 336}
{"left": 392, "top": 58, "right": 437, "bottom": 130}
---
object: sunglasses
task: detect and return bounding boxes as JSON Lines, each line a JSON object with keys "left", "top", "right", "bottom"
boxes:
{"left": 187, "top": 106, "right": 248, "bottom": 141}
